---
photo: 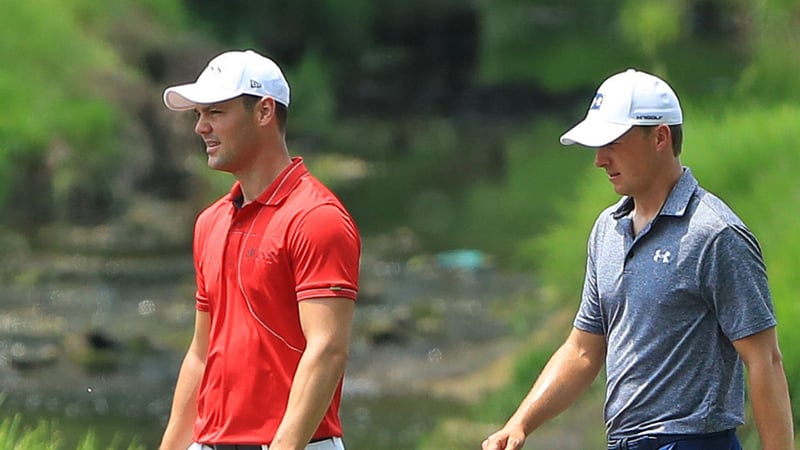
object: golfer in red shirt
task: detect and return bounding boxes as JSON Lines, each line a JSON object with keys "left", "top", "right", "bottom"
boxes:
{"left": 159, "top": 50, "right": 360, "bottom": 450}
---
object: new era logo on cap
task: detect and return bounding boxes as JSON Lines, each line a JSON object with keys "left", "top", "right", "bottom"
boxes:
{"left": 560, "top": 69, "right": 682, "bottom": 147}
{"left": 162, "top": 50, "right": 290, "bottom": 111}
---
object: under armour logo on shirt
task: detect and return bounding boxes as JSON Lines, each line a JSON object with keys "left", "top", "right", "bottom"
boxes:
{"left": 653, "top": 249, "right": 672, "bottom": 264}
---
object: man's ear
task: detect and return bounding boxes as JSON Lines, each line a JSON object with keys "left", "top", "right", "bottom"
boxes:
{"left": 255, "top": 96, "right": 276, "bottom": 126}
{"left": 655, "top": 124, "right": 672, "bottom": 153}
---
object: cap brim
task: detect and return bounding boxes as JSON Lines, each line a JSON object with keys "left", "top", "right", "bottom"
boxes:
{"left": 560, "top": 119, "right": 633, "bottom": 147}
{"left": 163, "top": 83, "right": 241, "bottom": 111}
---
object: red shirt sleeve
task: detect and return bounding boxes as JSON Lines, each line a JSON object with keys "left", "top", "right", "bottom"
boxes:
{"left": 288, "top": 203, "right": 360, "bottom": 301}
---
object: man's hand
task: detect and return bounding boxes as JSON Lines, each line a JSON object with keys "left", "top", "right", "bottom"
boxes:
{"left": 482, "top": 425, "right": 527, "bottom": 450}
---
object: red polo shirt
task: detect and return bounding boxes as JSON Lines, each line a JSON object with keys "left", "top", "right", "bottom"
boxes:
{"left": 191, "top": 157, "right": 360, "bottom": 444}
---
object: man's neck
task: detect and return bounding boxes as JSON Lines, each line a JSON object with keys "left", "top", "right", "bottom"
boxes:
{"left": 631, "top": 163, "right": 683, "bottom": 235}
{"left": 236, "top": 150, "right": 292, "bottom": 205}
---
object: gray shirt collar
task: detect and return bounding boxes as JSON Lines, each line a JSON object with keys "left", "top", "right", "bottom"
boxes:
{"left": 611, "top": 167, "right": 699, "bottom": 220}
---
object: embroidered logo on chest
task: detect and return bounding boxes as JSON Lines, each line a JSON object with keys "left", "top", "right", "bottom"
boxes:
{"left": 653, "top": 249, "right": 672, "bottom": 264}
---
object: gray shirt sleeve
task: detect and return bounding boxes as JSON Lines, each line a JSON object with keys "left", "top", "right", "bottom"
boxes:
{"left": 699, "top": 224, "right": 777, "bottom": 341}
{"left": 575, "top": 218, "right": 606, "bottom": 335}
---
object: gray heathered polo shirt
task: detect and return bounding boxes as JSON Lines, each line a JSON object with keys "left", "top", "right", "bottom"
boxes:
{"left": 575, "top": 168, "right": 777, "bottom": 440}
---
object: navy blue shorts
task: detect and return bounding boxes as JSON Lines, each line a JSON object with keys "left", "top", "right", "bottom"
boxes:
{"left": 607, "top": 429, "right": 741, "bottom": 450}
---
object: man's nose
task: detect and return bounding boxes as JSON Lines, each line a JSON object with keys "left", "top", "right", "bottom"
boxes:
{"left": 594, "top": 147, "right": 610, "bottom": 168}
{"left": 195, "top": 115, "right": 211, "bottom": 135}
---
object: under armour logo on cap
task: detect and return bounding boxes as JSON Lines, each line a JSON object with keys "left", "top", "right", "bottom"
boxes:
{"left": 590, "top": 93, "right": 604, "bottom": 110}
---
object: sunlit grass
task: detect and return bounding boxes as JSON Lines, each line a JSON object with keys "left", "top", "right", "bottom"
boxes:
{"left": 0, "top": 415, "right": 145, "bottom": 450}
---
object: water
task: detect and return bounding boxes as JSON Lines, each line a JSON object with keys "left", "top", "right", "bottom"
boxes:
{"left": 0, "top": 251, "right": 534, "bottom": 449}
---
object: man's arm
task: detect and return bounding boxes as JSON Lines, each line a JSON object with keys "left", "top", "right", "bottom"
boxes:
{"left": 482, "top": 328, "right": 606, "bottom": 450}
{"left": 269, "top": 297, "right": 355, "bottom": 450}
{"left": 159, "top": 310, "right": 210, "bottom": 450}
{"left": 732, "top": 327, "right": 794, "bottom": 450}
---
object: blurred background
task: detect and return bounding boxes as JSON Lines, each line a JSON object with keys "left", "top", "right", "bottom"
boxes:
{"left": 1, "top": 0, "right": 799, "bottom": 449}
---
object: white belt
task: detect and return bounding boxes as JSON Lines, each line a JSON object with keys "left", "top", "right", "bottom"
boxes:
{"left": 190, "top": 437, "right": 344, "bottom": 450}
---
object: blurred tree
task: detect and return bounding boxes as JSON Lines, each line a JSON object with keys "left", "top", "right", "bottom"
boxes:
{"left": 619, "top": 0, "right": 686, "bottom": 75}
{"left": 0, "top": 0, "right": 120, "bottom": 226}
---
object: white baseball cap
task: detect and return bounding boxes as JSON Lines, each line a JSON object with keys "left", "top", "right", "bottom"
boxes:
{"left": 163, "top": 50, "right": 290, "bottom": 111}
{"left": 560, "top": 69, "right": 682, "bottom": 147}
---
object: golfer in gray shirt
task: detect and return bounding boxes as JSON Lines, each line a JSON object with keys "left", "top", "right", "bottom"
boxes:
{"left": 482, "top": 69, "right": 794, "bottom": 450}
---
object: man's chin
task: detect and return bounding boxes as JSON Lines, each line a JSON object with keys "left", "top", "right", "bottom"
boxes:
{"left": 610, "top": 184, "right": 629, "bottom": 196}
{"left": 206, "top": 158, "right": 231, "bottom": 172}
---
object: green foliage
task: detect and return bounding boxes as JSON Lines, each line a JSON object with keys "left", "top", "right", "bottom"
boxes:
{"left": 0, "top": 0, "right": 118, "bottom": 141}
{"left": 736, "top": 2, "right": 800, "bottom": 101}
{"left": 0, "top": 0, "right": 121, "bottom": 220}
{"left": 286, "top": 50, "right": 336, "bottom": 135}
{"left": 619, "top": 0, "right": 685, "bottom": 67}
{"left": 331, "top": 117, "right": 507, "bottom": 242}
{"left": 0, "top": 416, "right": 57, "bottom": 450}
{"left": 184, "top": 0, "right": 374, "bottom": 62}
{"left": 0, "top": 414, "right": 145, "bottom": 450}
{"left": 478, "top": 0, "right": 751, "bottom": 93}
{"left": 135, "top": 0, "right": 188, "bottom": 29}
{"left": 448, "top": 119, "right": 593, "bottom": 264}
{"left": 0, "top": 2, "right": 94, "bottom": 143}
{"left": 477, "top": 1, "right": 632, "bottom": 89}
{"left": 518, "top": 174, "right": 617, "bottom": 299}
{"left": 472, "top": 345, "right": 555, "bottom": 422}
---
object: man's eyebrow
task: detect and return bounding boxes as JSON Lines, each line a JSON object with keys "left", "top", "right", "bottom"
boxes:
{"left": 609, "top": 133, "right": 632, "bottom": 145}
{"left": 195, "top": 103, "right": 220, "bottom": 112}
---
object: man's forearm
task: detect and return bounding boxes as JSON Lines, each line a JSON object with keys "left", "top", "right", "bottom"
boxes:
{"left": 270, "top": 346, "right": 348, "bottom": 450}
{"left": 505, "top": 339, "right": 603, "bottom": 436}
{"left": 160, "top": 351, "right": 204, "bottom": 450}
{"left": 749, "top": 360, "right": 794, "bottom": 450}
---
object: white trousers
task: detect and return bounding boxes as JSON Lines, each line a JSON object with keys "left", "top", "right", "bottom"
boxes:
{"left": 189, "top": 437, "right": 345, "bottom": 450}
